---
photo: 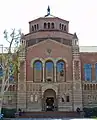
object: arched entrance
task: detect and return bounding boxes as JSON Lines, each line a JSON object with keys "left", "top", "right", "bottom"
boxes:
{"left": 43, "top": 89, "right": 57, "bottom": 111}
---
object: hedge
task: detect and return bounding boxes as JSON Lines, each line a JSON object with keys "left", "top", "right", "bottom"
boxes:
{"left": 1, "top": 108, "right": 16, "bottom": 118}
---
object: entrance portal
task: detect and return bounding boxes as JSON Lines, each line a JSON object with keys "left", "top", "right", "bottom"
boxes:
{"left": 46, "top": 97, "right": 54, "bottom": 111}
{"left": 43, "top": 89, "right": 57, "bottom": 111}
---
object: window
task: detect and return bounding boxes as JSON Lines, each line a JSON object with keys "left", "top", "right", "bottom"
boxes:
{"left": 62, "top": 24, "right": 64, "bottom": 30}
{"left": 51, "top": 23, "right": 54, "bottom": 29}
{"left": 34, "top": 61, "right": 42, "bottom": 71}
{"left": 95, "top": 63, "right": 97, "bottom": 80}
{"left": 59, "top": 23, "right": 61, "bottom": 29}
{"left": 64, "top": 25, "right": 66, "bottom": 31}
{"left": 45, "top": 61, "right": 54, "bottom": 82}
{"left": 56, "top": 60, "right": 66, "bottom": 82}
{"left": 57, "top": 61, "right": 65, "bottom": 76}
{"left": 48, "top": 23, "right": 50, "bottom": 29}
{"left": 84, "top": 84, "right": 86, "bottom": 90}
{"left": 84, "top": 64, "right": 92, "bottom": 81}
{"left": 32, "top": 26, "right": 34, "bottom": 31}
{"left": 34, "top": 25, "right": 36, "bottom": 30}
{"left": 37, "top": 24, "right": 39, "bottom": 30}
{"left": 33, "top": 61, "right": 43, "bottom": 82}
{"left": 45, "top": 61, "right": 53, "bottom": 72}
{"left": 66, "top": 96, "right": 70, "bottom": 102}
{"left": 44, "top": 23, "right": 46, "bottom": 29}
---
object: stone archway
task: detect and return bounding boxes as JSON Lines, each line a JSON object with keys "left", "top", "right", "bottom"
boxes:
{"left": 42, "top": 89, "right": 57, "bottom": 111}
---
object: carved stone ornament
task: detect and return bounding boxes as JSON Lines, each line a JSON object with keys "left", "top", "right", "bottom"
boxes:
{"left": 46, "top": 48, "right": 52, "bottom": 56}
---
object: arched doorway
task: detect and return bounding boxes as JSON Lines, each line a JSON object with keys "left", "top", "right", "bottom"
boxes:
{"left": 43, "top": 89, "right": 57, "bottom": 111}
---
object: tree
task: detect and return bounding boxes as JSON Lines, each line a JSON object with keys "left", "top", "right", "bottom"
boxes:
{"left": 0, "top": 29, "right": 25, "bottom": 114}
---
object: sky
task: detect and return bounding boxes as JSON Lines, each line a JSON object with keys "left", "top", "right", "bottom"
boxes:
{"left": 0, "top": 0, "right": 97, "bottom": 47}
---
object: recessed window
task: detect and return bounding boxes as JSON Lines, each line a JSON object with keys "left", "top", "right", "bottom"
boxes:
{"left": 59, "top": 23, "right": 61, "bottom": 29}
{"left": 64, "top": 25, "right": 66, "bottom": 31}
{"left": 34, "top": 25, "right": 36, "bottom": 30}
{"left": 44, "top": 23, "right": 46, "bottom": 29}
{"left": 48, "top": 23, "right": 50, "bottom": 29}
{"left": 66, "top": 96, "right": 70, "bottom": 102}
{"left": 62, "top": 24, "right": 64, "bottom": 30}
{"left": 37, "top": 24, "right": 39, "bottom": 30}
{"left": 84, "top": 64, "right": 92, "bottom": 81}
{"left": 32, "top": 26, "right": 34, "bottom": 31}
{"left": 51, "top": 23, "right": 54, "bottom": 29}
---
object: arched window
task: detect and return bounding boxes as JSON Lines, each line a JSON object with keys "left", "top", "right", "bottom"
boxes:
{"left": 95, "top": 63, "right": 97, "bottom": 81}
{"left": 48, "top": 23, "right": 50, "bottom": 29}
{"left": 34, "top": 25, "right": 36, "bottom": 31}
{"left": 62, "top": 24, "right": 64, "bottom": 30}
{"left": 37, "top": 24, "right": 39, "bottom": 30}
{"left": 66, "top": 96, "right": 70, "bottom": 102}
{"left": 33, "top": 61, "right": 42, "bottom": 82}
{"left": 51, "top": 23, "right": 54, "bottom": 29}
{"left": 84, "top": 64, "right": 92, "bottom": 81}
{"left": 93, "top": 84, "right": 95, "bottom": 90}
{"left": 90, "top": 84, "right": 92, "bottom": 90}
{"left": 84, "top": 84, "right": 86, "bottom": 90}
{"left": 64, "top": 25, "right": 66, "bottom": 31}
{"left": 32, "top": 26, "right": 34, "bottom": 31}
{"left": 56, "top": 60, "right": 66, "bottom": 82}
{"left": 59, "top": 23, "right": 61, "bottom": 29}
{"left": 45, "top": 61, "right": 54, "bottom": 82}
{"left": 87, "top": 84, "right": 89, "bottom": 90}
{"left": 44, "top": 23, "right": 46, "bottom": 29}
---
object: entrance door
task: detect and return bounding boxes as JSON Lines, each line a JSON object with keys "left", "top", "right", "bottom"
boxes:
{"left": 46, "top": 97, "right": 54, "bottom": 111}
{"left": 43, "top": 89, "right": 56, "bottom": 111}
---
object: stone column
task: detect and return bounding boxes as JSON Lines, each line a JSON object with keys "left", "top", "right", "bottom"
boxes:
{"left": 54, "top": 64, "right": 57, "bottom": 82}
{"left": 17, "top": 46, "right": 27, "bottom": 111}
{"left": 43, "top": 63, "right": 45, "bottom": 82}
{"left": 72, "top": 59, "right": 83, "bottom": 111}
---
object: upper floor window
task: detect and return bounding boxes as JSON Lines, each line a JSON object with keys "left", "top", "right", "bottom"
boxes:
{"left": 59, "top": 23, "right": 61, "bottom": 29}
{"left": 84, "top": 64, "right": 92, "bottom": 81}
{"left": 34, "top": 25, "right": 36, "bottom": 31}
{"left": 95, "top": 63, "right": 97, "bottom": 80}
{"left": 62, "top": 24, "right": 64, "bottom": 30}
{"left": 32, "top": 26, "right": 34, "bottom": 31}
{"left": 57, "top": 61, "right": 65, "bottom": 76}
{"left": 64, "top": 25, "right": 66, "bottom": 31}
{"left": 34, "top": 61, "right": 42, "bottom": 71}
{"left": 51, "top": 23, "right": 54, "bottom": 29}
{"left": 37, "top": 24, "right": 39, "bottom": 30}
{"left": 44, "top": 23, "right": 47, "bottom": 29}
{"left": 45, "top": 61, "right": 54, "bottom": 72}
{"left": 48, "top": 23, "right": 50, "bottom": 29}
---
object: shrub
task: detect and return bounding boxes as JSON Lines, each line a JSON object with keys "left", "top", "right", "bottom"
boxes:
{"left": 1, "top": 108, "right": 16, "bottom": 118}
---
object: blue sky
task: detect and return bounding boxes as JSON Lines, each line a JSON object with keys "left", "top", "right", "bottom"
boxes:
{"left": 0, "top": 0, "right": 97, "bottom": 47}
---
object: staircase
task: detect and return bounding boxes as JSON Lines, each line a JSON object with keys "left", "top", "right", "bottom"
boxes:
{"left": 17, "top": 111, "right": 79, "bottom": 118}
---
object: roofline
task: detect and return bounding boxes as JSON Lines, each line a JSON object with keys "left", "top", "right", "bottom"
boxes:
{"left": 29, "top": 16, "right": 69, "bottom": 24}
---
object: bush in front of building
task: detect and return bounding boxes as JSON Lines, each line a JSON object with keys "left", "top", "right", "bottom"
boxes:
{"left": 83, "top": 107, "right": 97, "bottom": 117}
{"left": 1, "top": 108, "right": 16, "bottom": 118}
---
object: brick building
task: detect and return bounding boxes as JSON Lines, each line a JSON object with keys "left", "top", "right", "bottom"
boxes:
{"left": 2, "top": 7, "right": 97, "bottom": 112}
